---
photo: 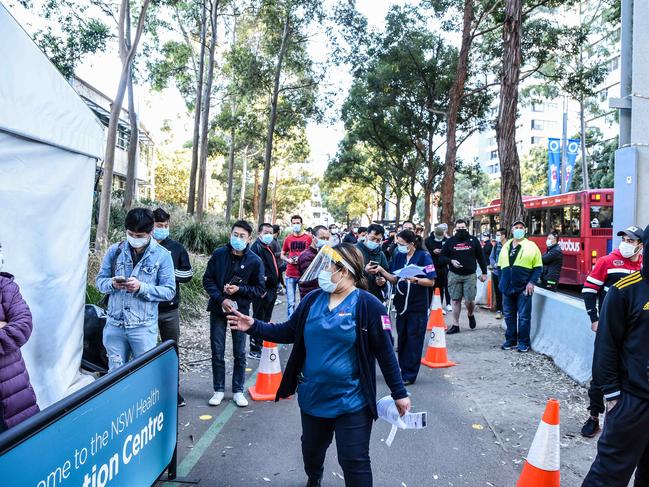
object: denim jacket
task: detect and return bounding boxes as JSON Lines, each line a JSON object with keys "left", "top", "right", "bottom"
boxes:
{"left": 96, "top": 240, "right": 176, "bottom": 328}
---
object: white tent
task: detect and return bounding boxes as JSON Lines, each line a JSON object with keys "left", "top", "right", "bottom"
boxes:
{"left": 0, "top": 4, "right": 106, "bottom": 408}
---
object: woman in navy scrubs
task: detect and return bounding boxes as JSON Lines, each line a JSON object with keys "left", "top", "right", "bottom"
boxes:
{"left": 377, "top": 230, "right": 436, "bottom": 385}
{"left": 228, "top": 243, "right": 410, "bottom": 487}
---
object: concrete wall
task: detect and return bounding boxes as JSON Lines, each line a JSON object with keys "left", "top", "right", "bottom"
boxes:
{"left": 530, "top": 288, "right": 594, "bottom": 386}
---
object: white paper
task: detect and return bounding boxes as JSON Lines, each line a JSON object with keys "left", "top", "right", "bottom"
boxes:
{"left": 393, "top": 265, "right": 426, "bottom": 279}
{"left": 377, "top": 395, "right": 427, "bottom": 446}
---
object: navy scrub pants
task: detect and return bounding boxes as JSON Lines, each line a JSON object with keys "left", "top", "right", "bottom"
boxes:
{"left": 395, "top": 311, "right": 428, "bottom": 383}
{"left": 301, "top": 407, "right": 373, "bottom": 486}
{"left": 582, "top": 392, "right": 649, "bottom": 487}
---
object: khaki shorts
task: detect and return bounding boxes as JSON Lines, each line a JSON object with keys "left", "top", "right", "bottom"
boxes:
{"left": 448, "top": 272, "right": 478, "bottom": 302}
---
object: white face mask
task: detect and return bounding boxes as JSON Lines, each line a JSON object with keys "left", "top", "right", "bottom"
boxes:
{"left": 619, "top": 241, "right": 639, "bottom": 259}
{"left": 127, "top": 234, "right": 150, "bottom": 249}
{"left": 546, "top": 239, "right": 555, "bottom": 247}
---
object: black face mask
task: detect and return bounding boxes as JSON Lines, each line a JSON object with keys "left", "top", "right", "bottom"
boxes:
{"left": 456, "top": 229, "right": 469, "bottom": 240}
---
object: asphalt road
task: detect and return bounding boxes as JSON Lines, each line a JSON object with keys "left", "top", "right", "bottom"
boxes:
{"left": 159, "top": 299, "right": 598, "bottom": 487}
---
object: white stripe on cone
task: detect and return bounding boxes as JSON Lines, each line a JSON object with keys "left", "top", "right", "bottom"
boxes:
{"left": 526, "top": 420, "right": 560, "bottom": 471}
{"left": 428, "top": 327, "right": 447, "bottom": 349}
{"left": 431, "top": 292, "right": 442, "bottom": 310}
{"left": 259, "top": 345, "right": 282, "bottom": 375}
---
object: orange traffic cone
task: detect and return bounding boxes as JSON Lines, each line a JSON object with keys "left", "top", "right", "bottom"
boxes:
{"left": 249, "top": 341, "right": 284, "bottom": 401}
{"left": 421, "top": 324, "right": 456, "bottom": 369}
{"left": 427, "top": 289, "right": 446, "bottom": 331}
{"left": 516, "top": 399, "right": 561, "bottom": 487}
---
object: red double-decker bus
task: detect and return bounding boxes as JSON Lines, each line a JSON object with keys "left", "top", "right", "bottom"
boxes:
{"left": 472, "top": 189, "right": 614, "bottom": 286}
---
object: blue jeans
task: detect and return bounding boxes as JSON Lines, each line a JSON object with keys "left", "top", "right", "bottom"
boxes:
{"left": 103, "top": 322, "right": 158, "bottom": 371}
{"left": 301, "top": 407, "right": 373, "bottom": 486}
{"left": 503, "top": 291, "right": 532, "bottom": 347}
{"left": 210, "top": 314, "right": 246, "bottom": 393}
{"left": 286, "top": 277, "right": 300, "bottom": 317}
{"left": 395, "top": 312, "right": 428, "bottom": 383}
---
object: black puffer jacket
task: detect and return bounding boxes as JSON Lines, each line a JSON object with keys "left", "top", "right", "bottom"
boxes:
{"left": 540, "top": 243, "right": 563, "bottom": 286}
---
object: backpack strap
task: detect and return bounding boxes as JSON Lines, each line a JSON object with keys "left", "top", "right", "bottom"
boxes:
{"left": 110, "top": 241, "right": 125, "bottom": 277}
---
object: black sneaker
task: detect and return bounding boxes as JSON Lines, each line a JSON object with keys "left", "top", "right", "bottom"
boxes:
{"left": 446, "top": 325, "right": 460, "bottom": 335}
{"left": 501, "top": 342, "right": 517, "bottom": 350}
{"left": 178, "top": 394, "right": 186, "bottom": 408}
{"left": 517, "top": 345, "right": 530, "bottom": 353}
{"left": 306, "top": 479, "right": 322, "bottom": 487}
{"left": 247, "top": 351, "right": 262, "bottom": 360}
{"left": 581, "top": 416, "right": 601, "bottom": 438}
{"left": 468, "top": 315, "right": 477, "bottom": 329}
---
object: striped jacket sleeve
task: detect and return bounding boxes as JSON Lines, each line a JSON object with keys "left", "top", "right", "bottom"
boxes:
{"left": 175, "top": 246, "right": 193, "bottom": 283}
{"left": 582, "top": 256, "right": 608, "bottom": 323}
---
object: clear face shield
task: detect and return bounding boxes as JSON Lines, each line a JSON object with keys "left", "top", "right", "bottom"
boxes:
{"left": 299, "top": 245, "right": 356, "bottom": 283}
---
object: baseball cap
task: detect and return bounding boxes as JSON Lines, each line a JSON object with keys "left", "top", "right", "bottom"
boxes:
{"left": 512, "top": 219, "right": 526, "bottom": 227}
{"left": 617, "top": 225, "right": 644, "bottom": 241}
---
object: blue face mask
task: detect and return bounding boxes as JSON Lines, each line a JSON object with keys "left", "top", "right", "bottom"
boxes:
{"left": 512, "top": 228, "right": 526, "bottom": 240}
{"left": 153, "top": 227, "right": 169, "bottom": 241}
{"left": 230, "top": 235, "right": 247, "bottom": 251}
{"left": 316, "top": 238, "right": 328, "bottom": 249}
{"left": 318, "top": 270, "right": 340, "bottom": 293}
{"left": 397, "top": 244, "right": 409, "bottom": 254}
{"left": 364, "top": 239, "right": 380, "bottom": 251}
{"left": 260, "top": 234, "right": 273, "bottom": 245}
{"left": 292, "top": 224, "right": 302, "bottom": 233}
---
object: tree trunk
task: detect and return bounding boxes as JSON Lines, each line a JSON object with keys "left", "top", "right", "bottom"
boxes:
{"left": 224, "top": 14, "right": 237, "bottom": 222}
{"left": 187, "top": 0, "right": 207, "bottom": 215}
{"left": 253, "top": 165, "right": 260, "bottom": 223}
{"left": 395, "top": 192, "right": 401, "bottom": 225}
{"left": 257, "top": 12, "right": 290, "bottom": 228}
{"left": 271, "top": 169, "right": 278, "bottom": 224}
{"left": 225, "top": 125, "right": 236, "bottom": 222}
{"left": 123, "top": 65, "right": 138, "bottom": 209}
{"left": 441, "top": 0, "right": 474, "bottom": 226}
{"left": 196, "top": 0, "right": 220, "bottom": 220}
{"left": 496, "top": 0, "right": 525, "bottom": 230}
{"left": 95, "top": 0, "right": 151, "bottom": 251}
{"left": 579, "top": 97, "right": 590, "bottom": 190}
{"left": 238, "top": 146, "right": 248, "bottom": 219}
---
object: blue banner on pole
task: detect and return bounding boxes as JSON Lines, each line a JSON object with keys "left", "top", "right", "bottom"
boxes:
{"left": 564, "top": 138, "right": 580, "bottom": 192}
{"left": 0, "top": 345, "right": 178, "bottom": 487}
{"left": 548, "top": 138, "right": 561, "bottom": 195}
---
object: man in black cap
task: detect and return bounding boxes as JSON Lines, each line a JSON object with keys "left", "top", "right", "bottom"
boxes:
{"left": 582, "top": 224, "right": 648, "bottom": 486}
{"left": 580, "top": 225, "right": 644, "bottom": 438}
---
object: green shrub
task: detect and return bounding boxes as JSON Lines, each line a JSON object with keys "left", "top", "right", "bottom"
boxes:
{"left": 179, "top": 256, "right": 208, "bottom": 321}
{"left": 86, "top": 284, "right": 103, "bottom": 306}
{"left": 176, "top": 220, "right": 229, "bottom": 255}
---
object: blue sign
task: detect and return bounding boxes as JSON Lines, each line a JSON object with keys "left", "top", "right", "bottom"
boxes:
{"left": 0, "top": 346, "right": 178, "bottom": 487}
{"left": 548, "top": 138, "right": 562, "bottom": 195}
{"left": 564, "top": 138, "right": 580, "bottom": 192}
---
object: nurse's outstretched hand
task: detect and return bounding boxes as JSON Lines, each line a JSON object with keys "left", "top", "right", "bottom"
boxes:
{"left": 395, "top": 397, "right": 411, "bottom": 417}
{"left": 227, "top": 309, "right": 254, "bottom": 331}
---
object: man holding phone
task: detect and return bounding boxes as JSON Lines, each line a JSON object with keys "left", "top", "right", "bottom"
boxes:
{"left": 357, "top": 224, "right": 390, "bottom": 302}
{"left": 203, "top": 220, "right": 265, "bottom": 407}
{"left": 96, "top": 208, "right": 176, "bottom": 371}
{"left": 281, "top": 215, "right": 312, "bottom": 317}
{"left": 497, "top": 220, "right": 543, "bottom": 353}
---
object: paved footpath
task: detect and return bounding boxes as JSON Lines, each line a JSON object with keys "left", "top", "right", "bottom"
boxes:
{"left": 158, "top": 302, "right": 599, "bottom": 487}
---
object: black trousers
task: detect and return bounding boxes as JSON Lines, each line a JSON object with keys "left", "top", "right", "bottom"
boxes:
{"left": 492, "top": 273, "right": 503, "bottom": 312}
{"left": 250, "top": 289, "right": 277, "bottom": 353}
{"left": 433, "top": 268, "right": 451, "bottom": 306}
{"left": 582, "top": 392, "right": 649, "bottom": 487}
{"left": 588, "top": 380, "right": 605, "bottom": 416}
{"left": 301, "top": 407, "right": 373, "bottom": 487}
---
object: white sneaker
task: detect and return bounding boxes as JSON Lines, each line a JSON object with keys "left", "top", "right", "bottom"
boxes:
{"left": 233, "top": 392, "right": 249, "bottom": 407}
{"left": 208, "top": 391, "right": 224, "bottom": 406}
{"left": 446, "top": 304, "right": 453, "bottom": 312}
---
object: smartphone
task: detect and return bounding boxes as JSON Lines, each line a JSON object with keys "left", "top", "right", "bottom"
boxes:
{"left": 228, "top": 276, "right": 243, "bottom": 286}
{"left": 114, "top": 276, "right": 127, "bottom": 283}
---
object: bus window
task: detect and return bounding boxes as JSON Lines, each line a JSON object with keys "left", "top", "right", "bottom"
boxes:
{"left": 549, "top": 208, "right": 564, "bottom": 234}
{"left": 590, "top": 206, "right": 612, "bottom": 228}
{"left": 564, "top": 205, "right": 581, "bottom": 236}
{"left": 528, "top": 209, "right": 547, "bottom": 236}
